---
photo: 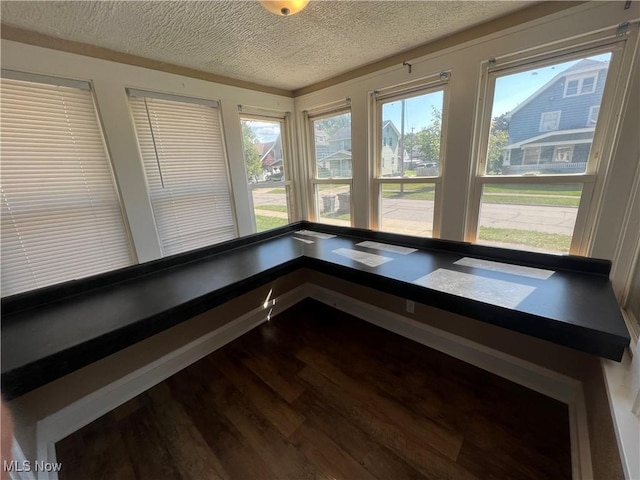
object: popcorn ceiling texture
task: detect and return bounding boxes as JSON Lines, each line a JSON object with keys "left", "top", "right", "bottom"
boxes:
{"left": 1, "top": 1, "right": 531, "bottom": 90}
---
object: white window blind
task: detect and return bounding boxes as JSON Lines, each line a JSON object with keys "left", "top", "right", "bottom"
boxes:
{"left": 129, "top": 93, "right": 236, "bottom": 256}
{"left": 1, "top": 75, "right": 133, "bottom": 297}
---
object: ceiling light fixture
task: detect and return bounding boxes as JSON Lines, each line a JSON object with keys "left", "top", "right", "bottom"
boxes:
{"left": 259, "top": 0, "right": 310, "bottom": 16}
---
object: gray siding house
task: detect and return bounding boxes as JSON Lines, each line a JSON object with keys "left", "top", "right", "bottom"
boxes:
{"left": 503, "top": 59, "right": 609, "bottom": 174}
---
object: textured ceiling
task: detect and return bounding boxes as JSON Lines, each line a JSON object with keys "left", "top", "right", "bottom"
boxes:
{"left": 1, "top": 1, "right": 533, "bottom": 91}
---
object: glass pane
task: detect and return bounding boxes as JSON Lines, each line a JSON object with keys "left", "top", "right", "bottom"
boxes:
{"left": 487, "top": 52, "right": 611, "bottom": 176}
{"left": 477, "top": 183, "right": 583, "bottom": 254}
{"left": 380, "top": 183, "right": 434, "bottom": 237}
{"left": 315, "top": 184, "right": 351, "bottom": 226}
{"left": 380, "top": 90, "right": 444, "bottom": 178}
{"left": 252, "top": 186, "right": 290, "bottom": 233}
{"left": 241, "top": 119, "right": 285, "bottom": 184}
{"left": 313, "top": 112, "right": 352, "bottom": 179}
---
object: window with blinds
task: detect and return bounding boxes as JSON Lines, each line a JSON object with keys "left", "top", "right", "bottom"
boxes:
{"left": 1, "top": 73, "right": 133, "bottom": 297}
{"left": 129, "top": 92, "right": 237, "bottom": 256}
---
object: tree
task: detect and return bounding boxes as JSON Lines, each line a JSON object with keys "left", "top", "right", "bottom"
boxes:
{"left": 242, "top": 122, "right": 263, "bottom": 181}
{"left": 414, "top": 106, "right": 442, "bottom": 164}
{"left": 487, "top": 112, "right": 510, "bottom": 174}
{"left": 316, "top": 114, "right": 350, "bottom": 136}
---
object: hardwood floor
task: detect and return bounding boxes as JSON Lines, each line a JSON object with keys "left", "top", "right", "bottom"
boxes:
{"left": 56, "top": 299, "right": 572, "bottom": 479}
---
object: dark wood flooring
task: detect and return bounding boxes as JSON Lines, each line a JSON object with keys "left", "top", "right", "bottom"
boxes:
{"left": 56, "top": 299, "right": 572, "bottom": 479}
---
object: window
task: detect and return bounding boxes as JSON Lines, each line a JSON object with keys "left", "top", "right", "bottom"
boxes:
{"left": 553, "top": 145, "right": 574, "bottom": 163}
{"left": 523, "top": 147, "right": 541, "bottom": 165}
{"left": 1, "top": 73, "right": 132, "bottom": 296}
{"left": 563, "top": 72, "right": 598, "bottom": 97}
{"left": 241, "top": 114, "right": 294, "bottom": 232}
{"left": 308, "top": 110, "right": 352, "bottom": 226}
{"left": 539, "top": 111, "right": 561, "bottom": 132}
{"left": 374, "top": 85, "right": 446, "bottom": 237}
{"left": 129, "top": 91, "right": 236, "bottom": 256}
{"left": 472, "top": 50, "right": 613, "bottom": 254}
{"left": 588, "top": 105, "right": 600, "bottom": 126}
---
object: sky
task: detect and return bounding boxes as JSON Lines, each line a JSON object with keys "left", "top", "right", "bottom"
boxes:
{"left": 245, "top": 52, "right": 611, "bottom": 142}
{"left": 491, "top": 52, "right": 611, "bottom": 117}
{"left": 244, "top": 120, "right": 280, "bottom": 143}
{"left": 382, "top": 52, "right": 611, "bottom": 130}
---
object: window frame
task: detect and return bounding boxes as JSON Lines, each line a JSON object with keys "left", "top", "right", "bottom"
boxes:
{"left": 563, "top": 71, "right": 599, "bottom": 97}
{"left": 239, "top": 110, "right": 297, "bottom": 232}
{"left": 305, "top": 102, "right": 353, "bottom": 225}
{"left": 539, "top": 110, "right": 561, "bottom": 132}
{"left": 469, "top": 37, "right": 627, "bottom": 255}
{"left": 553, "top": 145, "right": 575, "bottom": 163}
{"left": 370, "top": 75, "right": 450, "bottom": 237}
{"left": 128, "top": 89, "right": 239, "bottom": 256}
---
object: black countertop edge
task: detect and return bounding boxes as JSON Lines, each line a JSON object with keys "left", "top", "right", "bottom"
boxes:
{"left": 0, "top": 259, "right": 302, "bottom": 400}
{"left": 302, "top": 257, "right": 627, "bottom": 362}
{"left": 299, "top": 222, "right": 612, "bottom": 276}
{"left": 1, "top": 222, "right": 305, "bottom": 316}
{"left": 1, "top": 222, "right": 612, "bottom": 317}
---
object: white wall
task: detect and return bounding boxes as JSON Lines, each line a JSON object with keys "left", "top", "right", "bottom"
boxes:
{"left": 0, "top": 40, "right": 296, "bottom": 262}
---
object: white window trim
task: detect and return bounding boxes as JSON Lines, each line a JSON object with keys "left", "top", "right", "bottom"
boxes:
{"left": 469, "top": 33, "right": 631, "bottom": 255}
{"left": 563, "top": 71, "right": 599, "bottom": 97}
{"left": 239, "top": 111, "right": 298, "bottom": 232}
{"left": 304, "top": 103, "right": 353, "bottom": 225}
{"left": 539, "top": 110, "right": 561, "bottom": 132}
{"left": 553, "top": 145, "right": 575, "bottom": 163}
{"left": 588, "top": 105, "right": 600, "bottom": 126}
{"left": 371, "top": 78, "right": 449, "bottom": 237}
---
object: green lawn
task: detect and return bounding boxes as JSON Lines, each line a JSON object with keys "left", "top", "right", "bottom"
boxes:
{"left": 478, "top": 226, "right": 571, "bottom": 252}
{"left": 266, "top": 188, "right": 287, "bottom": 194}
{"left": 381, "top": 184, "right": 435, "bottom": 200}
{"left": 255, "top": 204, "right": 288, "bottom": 213}
{"left": 255, "top": 215, "right": 288, "bottom": 232}
{"left": 320, "top": 212, "right": 351, "bottom": 221}
{"left": 380, "top": 183, "right": 580, "bottom": 206}
{"left": 483, "top": 195, "right": 579, "bottom": 207}
{"left": 484, "top": 185, "right": 582, "bottom": 196}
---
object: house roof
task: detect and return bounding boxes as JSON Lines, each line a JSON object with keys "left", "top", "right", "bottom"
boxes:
{"left": 321, "top": 150, "right": 352, "bottom": 161}
{"left": 259, "top": 135, "right": 282, "bottom": 164}
{"left": 507, "top": 59, "right": 609, "bottom": 117}
{"left": 382, "top": 120, "right": 401, "bottom": 137}
{"left": 253, "top": 142, "right": 273, "bottom": 156}
{"left": 506, "top": 128, "right": 594, "bottom": 149}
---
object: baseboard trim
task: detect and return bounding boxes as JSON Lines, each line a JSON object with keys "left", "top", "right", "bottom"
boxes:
{"left": 305, "top": 284, "right": 594, "bottom": 480}
{"left": 30, "top": 283, "right": 592, "bottom": 480}
{"left": 33, "top": 284, "right": 309, "bottom": 480}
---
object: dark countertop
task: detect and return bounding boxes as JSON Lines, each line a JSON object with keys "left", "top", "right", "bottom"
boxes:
{"left": 1, "top": 222, "right": 630, "bottom": 399}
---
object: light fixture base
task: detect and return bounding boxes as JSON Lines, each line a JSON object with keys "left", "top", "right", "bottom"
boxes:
{"left": 259, "top": 0, "right": 310, "bottom": 17}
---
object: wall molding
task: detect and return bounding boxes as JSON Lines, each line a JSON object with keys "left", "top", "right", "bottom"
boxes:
{"left": 0, "top": 25, "right": 293, "bottom": 98}
{"left": 26, "top": 283, "right": 592, "bottom": 480}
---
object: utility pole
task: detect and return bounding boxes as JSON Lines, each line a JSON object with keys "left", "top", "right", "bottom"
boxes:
{"left": 399, "top": 99, "right": 405, "bottom": 193}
